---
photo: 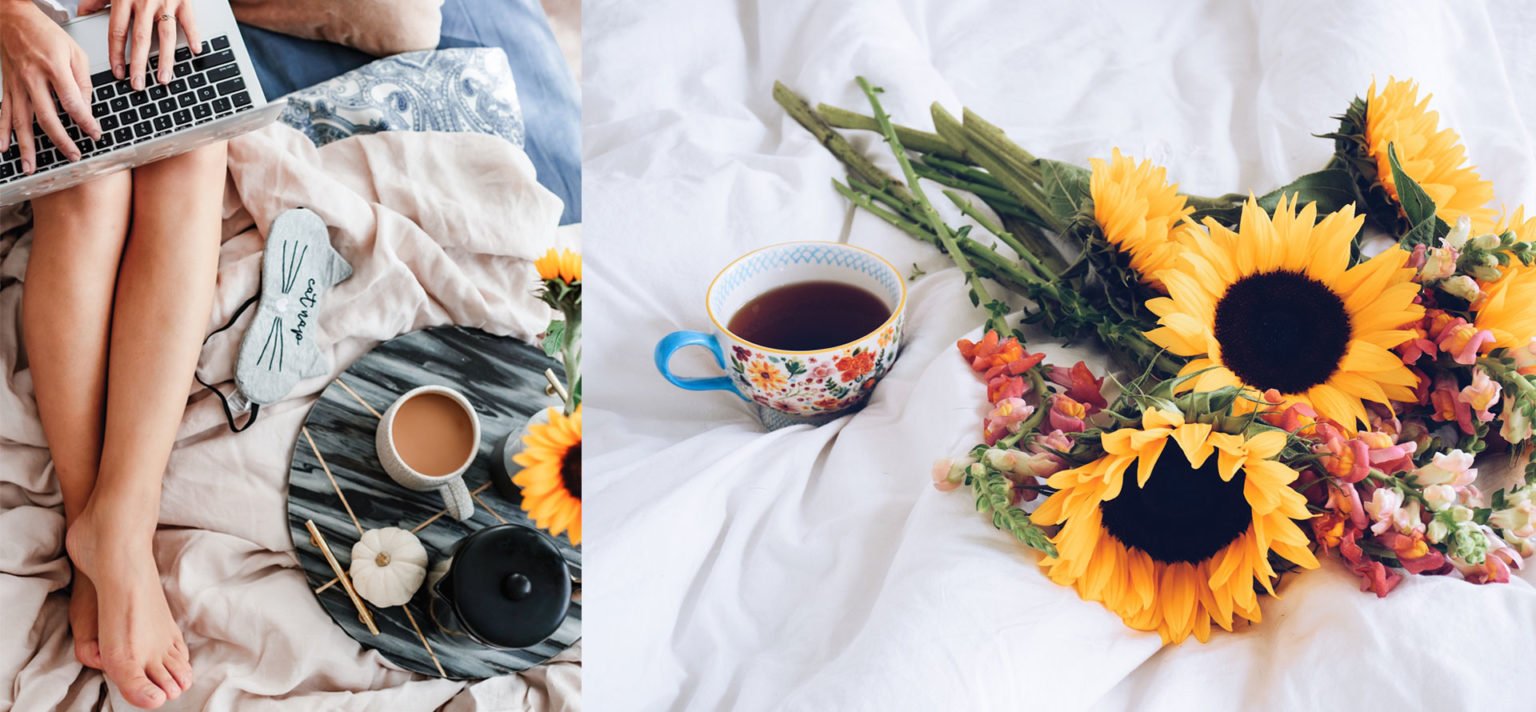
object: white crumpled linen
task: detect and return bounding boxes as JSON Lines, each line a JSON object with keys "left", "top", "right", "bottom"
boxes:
{"left": 583, "top": 1, "right": 1536, "bottom": 710}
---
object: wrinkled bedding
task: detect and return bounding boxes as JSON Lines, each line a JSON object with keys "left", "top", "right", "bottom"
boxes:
{"left": 0, "top": 121, "right": 578, "bottom": 709}
{"left": 583, "top": 1, "right": 1536, "bottom": 710}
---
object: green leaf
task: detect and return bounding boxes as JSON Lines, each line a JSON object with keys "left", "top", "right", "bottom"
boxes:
{"left": 1038, "top": 159, "right": 1091, "bottom": 218}
{"left": 541, "top": 320, "right": 566, "bottom": 358}
{"left": 1388, "top": 143, "right": 1448, "bottom": 247}
{"left": 1257, "top": 168, "right": 1358, "bottom": 216}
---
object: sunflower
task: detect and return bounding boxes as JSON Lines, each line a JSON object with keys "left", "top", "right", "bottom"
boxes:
{"left": 1475, "top": 264, "right": 1536, "bottom": 352}
{"left": 1089, "top": 148, "right": 1195, "bottom": 289}
{"left": 1145, "top": 196, "right": 1423, "bottom": 430}
{"left": 1030, "top": 409, "right": 1318, "bottom": 643}
{"left": 1364, "top": 78, "right": 1496, "bottom": 232}
{"left": 513, "top": 405, "right": 582, "bottom": 545}
{"left": 535, "top": 248, "right": 582, "bottom": 284}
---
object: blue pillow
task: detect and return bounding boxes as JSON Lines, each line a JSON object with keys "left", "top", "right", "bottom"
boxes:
{"left": 279, "top": 49, "right": 527, "bottom": 150}
{"left": 238, "top": 0, "right": 580, "bottom": 225}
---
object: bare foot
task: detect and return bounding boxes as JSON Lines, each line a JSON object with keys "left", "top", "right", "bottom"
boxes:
{"left": 66, "top": 505, "right": 192, "bottom": 709}
{"left": 68, "top": 570, "right": 102, "bottom": 669}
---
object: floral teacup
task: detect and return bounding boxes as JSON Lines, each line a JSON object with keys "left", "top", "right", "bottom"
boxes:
{"left": 654, "top": 241, "right": 906, "bottom": 417}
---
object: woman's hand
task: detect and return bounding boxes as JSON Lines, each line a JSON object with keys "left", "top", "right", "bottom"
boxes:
{"left": 80, "top": 0, "right": 203, "bottom": 91}
{"left": 0, "top": 0, "right": 102, "bottom": 172}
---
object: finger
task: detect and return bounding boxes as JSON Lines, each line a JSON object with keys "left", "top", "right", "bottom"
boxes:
{"left": 129, "top": 1, "right": 158, "bottom": 90}
{"left": 61, "top": 53, "right": 102, "bottom": 140}
{"left": 0, "top": 89, "right": 12, "bottom": 153}
{"left": 157, "top": 3, "right": 177, "bottom": 85}
{"left": 77, "top": 0, "right": 107, "bottom": 14}
{"left": 12, "top": 94, "right": 36, "bottom": 174}
{"left": 107, "top": 1, "right": 131, "bottom": 80}
{"left": 30, "top": 82, "right": 80, "bottom": 162}
{"left": 176, "top": 1, "right": 201, "bottom": 54}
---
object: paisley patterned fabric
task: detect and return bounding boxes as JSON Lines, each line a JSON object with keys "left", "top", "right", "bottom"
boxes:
{"left": 279, "top": 48, "right": 526, "bottom": 148}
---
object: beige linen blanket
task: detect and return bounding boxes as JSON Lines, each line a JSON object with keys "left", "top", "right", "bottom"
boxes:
{"left": 0, "top": 123, "right": 579, "bottom": 710}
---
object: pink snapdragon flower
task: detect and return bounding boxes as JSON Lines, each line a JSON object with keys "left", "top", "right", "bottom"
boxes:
{"left": 1413, "top": 450, "right": 1478, "bottom": 488}
{"left": 983, "top": 397, "right": 1035, "bottom": 445}
{"left": 1490, "top": 489, "right": 1536, "bottom": 539}
{"left": 1355, "top": 430, "right": 1417, "bottom": 475}
{"left": 1047, "top": 362, "right": 1108, "bottom": 413}
{"left": 1512, "top": 337, "right": 1536, "bottom": 376}
{"left": 1378, "top": 530, "right": 1449, "bottom": 575}
{"left": 1435, "top": 317, "right": 1496, "bottom": 365}
{"left": 931, "top": 458, "right": 972, "bottom": 492}
{"left": 1457, "top": 529, "right": 1521, "bottom": 585}
{"left": 1431, "top": 374, "right": 1477, "bottom": 434}
{"left": 1319, "top": 434, "right": 1370, "bottom": 483}
{"left": 1458, "top": 368, "right": 1501, "bottom": 425}
{"left": 1047, "top": 395, "right": 1087, "bottom": 433}
{"left": 1261, "top": 391, "right": 1319, "bottom": 435}
{"left": 1419, "top": 245, "right": 1459, "bottom": 281}
{"left": 1339, "top": 528, "right": 1403, "bottom": 597}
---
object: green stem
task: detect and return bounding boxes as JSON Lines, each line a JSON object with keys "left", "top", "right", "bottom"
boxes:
{"left": 857, "top": 77, "right": 995, "bottom": 317}
{"left": 968, "top": 464, "right": 1057, "bottom": 555}
{"left": 913, "top": 161, "right": 1040, "bottom": 221}
{"left": 561, "top": 317, "right": 581, "bottom": 414}
{"left": 816, "top": 102, "right": 969, "bottom": 162}
{"left": 772, "top": 82, "right": 912, "bottom": 203}
{"left": 943, "top": 189, "right": 1054, "bottom": 282}
{"left": 838, "top": 179, "right": 1040, "bottom": 296}
{"left": 960, "top": 108, "right": 1045, "bottom": 184}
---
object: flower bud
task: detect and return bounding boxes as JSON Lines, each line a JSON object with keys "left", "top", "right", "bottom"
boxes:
{"left": 1471, "top": 232, "right": 1502, "bottom": 250}
{"left": 1444, "top": 215, "right": 1472, "bottom": 249}
{"left": 1419, "top": 247, "right": 1458, "bottom": 281}
{"left": 1442, "top": 274, "right": 1482, "bottom": 303}
{"left": 1428, "top": 519, "right": 1449, "bottom": 544}
{"left": 1424, "top": 484, "right": 1458, "bottom": 512}
{"left": 1449, "top": 519, "right": 1490, "bottom": 564}
{"left": 1470, "top": 255, "right": 1504, "bottom": 282}
{"left": 1489, "top": 498, "right": 1536, "bottom": 538}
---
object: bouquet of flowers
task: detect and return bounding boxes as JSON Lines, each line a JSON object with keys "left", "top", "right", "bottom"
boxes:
{"left": 775, "top": 76, "right": 1536, "bottom": 643}
{"left": 513, "top": 248, "right": 584, "bottom": 545}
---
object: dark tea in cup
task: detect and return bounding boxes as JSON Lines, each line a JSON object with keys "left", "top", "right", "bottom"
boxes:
{"left": 726, "top": 281, "right": 890, "bottom": 351}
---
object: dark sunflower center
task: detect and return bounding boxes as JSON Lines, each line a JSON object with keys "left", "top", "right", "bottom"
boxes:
{"left": 561, "top": 443, "right": 582, "bottom": 500}
{"left": 1099, "top": 449, "right": 1251, "bottom": 564}
{"left": 1213, "top": 270, "right": 1351, "bottom": 394}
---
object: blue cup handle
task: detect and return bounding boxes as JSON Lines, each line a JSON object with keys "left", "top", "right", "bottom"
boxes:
{"left": 655, "top": 331, "right": 748, "bottom": 400}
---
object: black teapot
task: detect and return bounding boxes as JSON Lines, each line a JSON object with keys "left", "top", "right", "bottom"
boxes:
{"left": 428, "top": 523, "right": 575, "bottom": 648}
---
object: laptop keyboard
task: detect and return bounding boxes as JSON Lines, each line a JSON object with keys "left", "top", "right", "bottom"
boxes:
{"left": 0, "top": 34, "right": 252, "bottom": 184}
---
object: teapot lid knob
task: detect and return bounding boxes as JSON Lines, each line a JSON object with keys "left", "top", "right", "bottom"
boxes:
{"left": 501, "top": 572, "right": 533, "bottom": 601}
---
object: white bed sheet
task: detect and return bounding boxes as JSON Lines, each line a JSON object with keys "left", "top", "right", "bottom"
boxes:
{"left": 583, "top": 1, "right": 1536, "bottom": 710}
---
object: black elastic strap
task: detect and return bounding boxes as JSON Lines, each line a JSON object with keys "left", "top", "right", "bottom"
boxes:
{"left": 194, "top": 293, "right": 261, "bottom": 433}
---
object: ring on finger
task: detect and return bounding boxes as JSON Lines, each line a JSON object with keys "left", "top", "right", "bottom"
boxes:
{"left": 160, "top": 14, "right": 174, "bottom": 22}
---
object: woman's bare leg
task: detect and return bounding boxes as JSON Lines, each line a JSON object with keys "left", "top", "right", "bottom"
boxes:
{"left": 67, "top": 141, "right": 226, "bottom": 710}
{"left": 24, "top": 171, "right": 133, "bottom": 671}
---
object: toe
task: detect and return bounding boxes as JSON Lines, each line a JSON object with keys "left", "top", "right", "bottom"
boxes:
{"left": 112, "top": 666, "right": 167, "bottom": 709}
{"left": 75, "top": 640, "right": 102, "bottom": 669}
{"left": 147, "top": 661, "right": 182, "bottom": 701}
{"left": 165, "top": 654, "right": 194, "bottom": 692}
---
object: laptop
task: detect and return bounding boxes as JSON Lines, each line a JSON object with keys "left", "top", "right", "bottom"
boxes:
{"left": 0, "top": 0, "right": 284, "bottom": 206}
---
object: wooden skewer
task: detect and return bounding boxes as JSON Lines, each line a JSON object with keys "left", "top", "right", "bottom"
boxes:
{"left": 315, "top": 482, "right": 497, "bottom": 595}
{"left": 402, "top": 606, "right": 447, "bottom": 677}
{"left": 543, "top": 368, "right": 569, "bottom": 404}
{"left": 306, "top": 519, "right": 379, "bottom": 635}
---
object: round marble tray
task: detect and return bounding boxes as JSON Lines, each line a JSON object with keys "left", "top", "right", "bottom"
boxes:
{"left": 286, "top": 326, "right": 581, "bottom": 680}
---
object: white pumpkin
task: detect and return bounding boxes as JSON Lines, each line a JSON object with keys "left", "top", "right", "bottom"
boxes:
{"left": 349, "top": 527, "right": 428, "bottom": 607}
